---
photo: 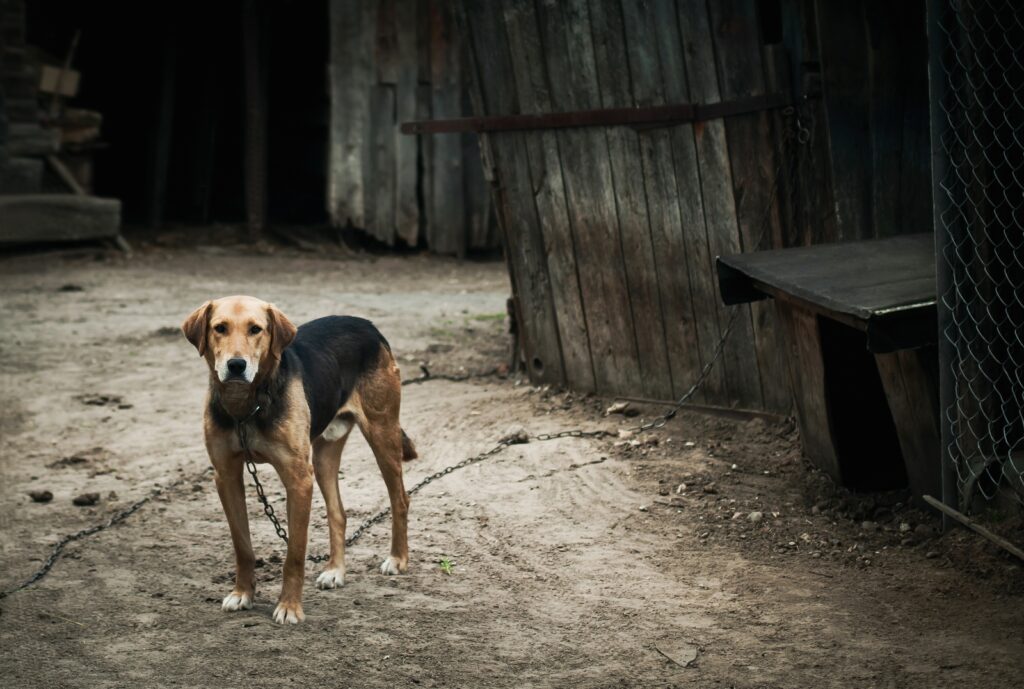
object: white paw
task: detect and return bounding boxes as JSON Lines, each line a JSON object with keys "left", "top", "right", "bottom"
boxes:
{"left": 272, "top": 601, "right": 304, "bottom": 625}
{"left": 221, "top": 591, "right": 253, "bottom": 612}
{"left": 379, "top": 556, "right": 404, "bottom": 575}
{"left": 316, "top": 568, "right": 346, "bottom": 590}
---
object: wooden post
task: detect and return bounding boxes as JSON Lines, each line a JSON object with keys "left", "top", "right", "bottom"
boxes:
{"left": 243, "top": 0, "right": 267, "bottom": 240}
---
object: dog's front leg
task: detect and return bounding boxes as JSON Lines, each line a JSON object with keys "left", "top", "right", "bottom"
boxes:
{"left": 271, "top": 456, "right": 313, "bottom": 624}
{"left": 211, "top": 455, "right": 256, "bottom": 612}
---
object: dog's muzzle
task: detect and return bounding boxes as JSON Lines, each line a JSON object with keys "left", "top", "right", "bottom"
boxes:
{"left": 219, "top": 357, "right": 257, "bottom": 384}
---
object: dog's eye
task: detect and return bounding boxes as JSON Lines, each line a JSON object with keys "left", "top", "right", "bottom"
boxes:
{"left": 213, "top": 324, "right": 227, "bottom": 334}
{"left": 249, "top": 325, "right": 263, "bottom": 335}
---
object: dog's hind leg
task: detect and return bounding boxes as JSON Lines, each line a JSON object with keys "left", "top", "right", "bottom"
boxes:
{"left": 362, "top": 418, "right": 410, "bottom": 575}
{"left": 312, "top": 428, "right": 352, "bottom": 590}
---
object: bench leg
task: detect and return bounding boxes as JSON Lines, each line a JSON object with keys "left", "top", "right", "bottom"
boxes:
{"left": 874, "top": 346, "right": 942, "bottom": 502}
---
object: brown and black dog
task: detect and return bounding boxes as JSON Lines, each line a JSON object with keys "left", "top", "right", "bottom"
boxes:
{"left": 182, "top": 296, "right": 416, "bottom": 624}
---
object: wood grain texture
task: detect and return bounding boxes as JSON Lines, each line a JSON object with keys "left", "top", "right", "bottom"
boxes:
{"left": 875, "top": 347, "right": 942, "bottom": 501}
{"left": 366, "top": 84, "right": 397, "bottom": 244}
{"left": 591, "top": 0, "right": 674, "bottom": 400}
{"left": 707, "top": 0, "right": 790, "bottom": 413}
{"left": 677, "top": 0, "right": 763, "bottom": 409}
{"left": 503, "top": 0, "right": 594, "bottom": 391}
{"left": 462, "top": 1, "right": 566, "bottom": 384}
{"left": 647, "top": 0, "right": 724, "bottom": 404}
{"left": 394, "top": 0, "right": 420, "bottom": 245}
{"left": 328, "top": 0, "right": 374, "bottom": 229}
{"left": 815, "top": 0, "right": 871, "bottom": 241}
{"left": 776, "top": 301, "right": 842, "bottom": 481}
{"left": 538, "top": 0, "right": 640, "bottom": 394}
{"left": 429, "top": 0, "right": 466, "bottom": 255}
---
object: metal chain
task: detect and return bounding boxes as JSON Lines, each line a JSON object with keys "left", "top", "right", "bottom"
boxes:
{"left": 0, "top": 466, "right": 212, "bottom": 600}
{"left": 2, "top": 104, "right": 810, "bottom": 597}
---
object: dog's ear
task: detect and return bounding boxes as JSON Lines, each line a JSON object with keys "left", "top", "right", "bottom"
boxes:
{"left": 267, "top": 304, "right": 297, "bottom": 359}
{"left": 182, "top": 301, "right": 212, "bottom": 356}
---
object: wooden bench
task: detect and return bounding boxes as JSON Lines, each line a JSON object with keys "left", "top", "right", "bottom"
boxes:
{"left": 717, "top": 234, "right": 940, "bottom": 500}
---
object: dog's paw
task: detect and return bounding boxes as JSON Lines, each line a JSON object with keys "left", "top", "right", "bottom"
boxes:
{"left": 272, "top": 600, "right": 304, "bottom": 625}
{"left": 379, "top": 556, "right": 408, "bottom": 575}
{"left": 221, "top": 590, "right": 254, "bottom": 612}
{"left": 316, "top": 567, "right": 345, "bottom": 590}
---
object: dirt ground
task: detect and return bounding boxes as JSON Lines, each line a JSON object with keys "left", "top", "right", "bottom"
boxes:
{"left": 1, "top": 236, "right": 1022, "bottom": 689}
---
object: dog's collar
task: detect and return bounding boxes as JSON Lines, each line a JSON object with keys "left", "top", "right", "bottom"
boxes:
{"left": 240, "top": 404, "right": 261, "bottom": 423}
{"left": 223, "top": 402, "right": 261, "bottom": 426}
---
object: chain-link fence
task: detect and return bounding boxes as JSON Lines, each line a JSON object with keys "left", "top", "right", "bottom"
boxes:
{"left": 931, "top": 0, "right": 1024, "bottom": 510}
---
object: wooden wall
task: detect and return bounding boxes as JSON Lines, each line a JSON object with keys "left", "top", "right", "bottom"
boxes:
{"left": 461, "top": 0, "right": 790, "bottom": 413}
{"left": 327, "top": 0, "right": 498, "bottom": 255}
{"left": 459, "top": 0, "right": 931, "bottom": 415}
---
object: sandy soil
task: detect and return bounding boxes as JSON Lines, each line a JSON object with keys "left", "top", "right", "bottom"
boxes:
{"left": 1, "top": 239, "right": 1022, "bottom": 689}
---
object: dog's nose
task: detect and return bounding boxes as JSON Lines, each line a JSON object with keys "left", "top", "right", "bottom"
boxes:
{"left": 227, "top": 358, "right": 247, "bottom": 375}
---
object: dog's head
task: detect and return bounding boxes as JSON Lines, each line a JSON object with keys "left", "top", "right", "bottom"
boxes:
{"left": 181, "top": 296, "right": 296, "bottom": 385}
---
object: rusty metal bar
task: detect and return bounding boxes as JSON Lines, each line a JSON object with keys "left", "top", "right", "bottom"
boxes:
{"left": 400, "top": 92, "right": 791, "bottom": 135}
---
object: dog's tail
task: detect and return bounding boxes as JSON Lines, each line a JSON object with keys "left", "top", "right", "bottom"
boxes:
{"left": 401, "top": 429, "right": 418, "bottom": 461}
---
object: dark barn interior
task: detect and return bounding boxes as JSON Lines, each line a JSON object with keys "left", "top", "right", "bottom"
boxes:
{"left": 25, "top": 1, "right": 329, "bottom": 227}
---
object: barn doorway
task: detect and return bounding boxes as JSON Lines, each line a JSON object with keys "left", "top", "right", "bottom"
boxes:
{"left": 24, "top": 0, "right": 329, "bottom": 228}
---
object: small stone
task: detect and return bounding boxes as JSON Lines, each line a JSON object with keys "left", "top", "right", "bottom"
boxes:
{"left": 29, "top": 490, "right": 53, "bottom": 503}
{"left": 638, "top": 505, "right": 649, "bottom": 512}
{"left": 731, "top": 511, "right": 743, "bottom": 520}
{"left": 861, "top": 521, "right": 879, "bottom": 532}
{"left": 617, "top": 429, "right": 634, "bottom": 439}
{"left": 675, "top": 483, "right": 687, "bottom": 494}
{"left": 899, "top": 522, "right": 912, "bottom": 533}
{"left": 605, "top": 401, "right": 630, "bottom": 416}
{"left": 499, "top": 426, "right": 529, "bottom": 445}
{"left": 811, "top": 505, "right": 820, "bottom": 515}
{"left": 702, "top": 483, "right": 718, "bottom": 494}
{"left": 748, "top": 511, "right": 764, "bottom": 524}
{"left": 684, "top": 441, "right": 696, "bottom": 447}
{"left": 915, "top": 523, "right": 935, "bottom": 538}
{"left": 925, "top": 550, "right": 939, "bottom": 559}
{"left": 73, "top": 492, "right": 100, "bottom": 506}
{"left": 900, "top": 538, "right": 916, "bottom": 547}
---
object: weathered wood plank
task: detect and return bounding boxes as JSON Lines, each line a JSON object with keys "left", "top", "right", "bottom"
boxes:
{"left": 677, "top": 0, "right": 764, "bottom": 409}
{"left": 429, "top": 0, "right": 465, "bottom": 255}
{"left": 503, "top": 0, "right": 595, "bottom": 391}
{"left": 875, "top": 346, "right": 942, "bottom": 501}
{"left": 461, "top": 1, "right": 565, "bottom": 384}
{"left": 366, "top": 84, "right": 397, "bottom": 244}
{"left": 537, "top": 0, "right": 640, "bottom": 394}
{"left": 780, "top": 0, "right": 839, "bottom": 246}
{"left": 815, "top": 0, "right": 871, "bottom": 240}
{"left": 328, "top": 0, "right": 375, "bottom": 228}
{"left": 375, "top": 0, "right": 399, "bottom": 84}
{"left": 643, "top": 0, "right": 727, "bottom": 403}
{"left": 707, "top": 0, "right": 790, "bottom": 413}
{"left": 394, "top": 0, "right": 420, "bottom": 246}
{"left": 776, "top": 301, "right": 842, "bottom": 481}
{"left": 590, "top": 0, "right": 674, "bottom": 400}
{"left": 0, "top": 195, "right": 121, "bottom": 243}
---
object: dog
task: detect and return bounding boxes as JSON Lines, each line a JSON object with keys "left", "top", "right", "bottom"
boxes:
{"left": 181, "top": 296, "right": 416, "bottom": 624}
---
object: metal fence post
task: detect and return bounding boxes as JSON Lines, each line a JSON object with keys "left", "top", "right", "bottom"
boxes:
{"left": 926, "top": 0, "right": 957, "bottom": 530}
